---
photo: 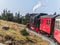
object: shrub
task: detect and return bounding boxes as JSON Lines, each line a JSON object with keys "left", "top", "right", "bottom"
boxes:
{"left": 20, "top": 29, "right": 29, "bottom": 36}
{"left": 2, "top": 26, "right": 9, "bottom": 30}
{"left": 5, "top": 35, "right": 14, "bottom": 41}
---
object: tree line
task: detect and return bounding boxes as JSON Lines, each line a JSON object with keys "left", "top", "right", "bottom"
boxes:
{"left": 0, "top": 9, "right": 27, "bottom": 25}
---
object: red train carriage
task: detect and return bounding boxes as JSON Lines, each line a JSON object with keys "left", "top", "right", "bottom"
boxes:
{"left": 40, "top": 15, "right": 55, "bottom": 34}
{"left": 40, "top": 15, "right": 60, "bottom": 44}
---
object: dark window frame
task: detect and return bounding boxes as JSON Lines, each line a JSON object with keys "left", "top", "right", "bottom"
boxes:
{"left": 46, "top": 20, "right": 51, "bottom": 25}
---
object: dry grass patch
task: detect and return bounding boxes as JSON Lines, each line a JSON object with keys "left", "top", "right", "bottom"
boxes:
{"left": 0, "top": 20, "right": 49, "bottom": 45}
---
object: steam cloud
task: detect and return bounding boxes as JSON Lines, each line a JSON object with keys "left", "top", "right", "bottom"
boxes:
{"left": 33, "top": 2, "right": 42, "bottom": 12}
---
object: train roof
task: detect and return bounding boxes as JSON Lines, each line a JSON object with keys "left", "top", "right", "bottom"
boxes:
{"left": 40, "top": 15, "right": 60, "bottom": 18}
{"left": 29, "top": 13, "right": 39, "bottom": 16}
{"left": 29, "top": 13, "right": 48, "bottom": 18}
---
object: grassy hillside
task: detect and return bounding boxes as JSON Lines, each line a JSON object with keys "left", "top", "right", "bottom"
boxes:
{"left": 0, "top": 20, "right": 49, "bottom": 45}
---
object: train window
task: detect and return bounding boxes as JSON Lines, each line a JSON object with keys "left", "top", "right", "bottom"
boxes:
{"left": 46, "top": 20, "right": 50, "bottom": 25}
{"left": 55, "top": 19, "right": 60, "bottom": 30}
{"left": 55, "top": 16, "right": 60, "bottom": 30}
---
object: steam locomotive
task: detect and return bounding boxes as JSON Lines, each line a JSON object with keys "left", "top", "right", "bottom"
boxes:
{"left": 26, "top": 13, "right": 60, "bottom": 45}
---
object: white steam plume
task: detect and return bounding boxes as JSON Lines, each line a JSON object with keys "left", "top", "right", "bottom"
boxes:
{"left": 33, "top": 2, "right": 42, "bottom": 12}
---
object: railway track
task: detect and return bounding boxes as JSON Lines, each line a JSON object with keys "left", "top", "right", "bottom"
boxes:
{"left": 25, "top": 28, "right": 58, "bottom": 45}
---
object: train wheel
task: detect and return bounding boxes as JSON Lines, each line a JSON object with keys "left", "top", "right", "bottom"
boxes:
{"left": 55, "top": 42, "right": 59, "bottom": 45}
{"left": 38, "top": 30, "right": 42, "bottom": 34}
{"left": 53, "top": 38, "right": 60, "bottom": 45}
{"left": 38, "top": 30, "right": 48, "bottom": 36}
{"left": 26, "top": 24, "right": 29, "bottom": 28}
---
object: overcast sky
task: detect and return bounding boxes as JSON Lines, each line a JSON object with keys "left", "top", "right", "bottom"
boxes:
{"left": 0, "top": 0, "right": 60, "bottom": 15}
